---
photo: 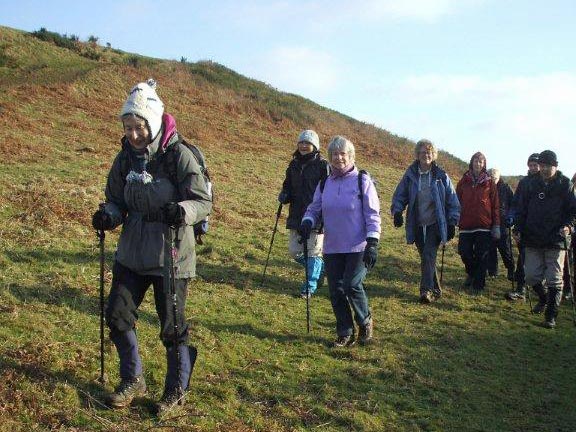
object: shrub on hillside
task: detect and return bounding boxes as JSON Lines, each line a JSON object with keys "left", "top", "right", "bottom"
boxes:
{"left": 31, "top": 28, "right": 77, "bottom": 50}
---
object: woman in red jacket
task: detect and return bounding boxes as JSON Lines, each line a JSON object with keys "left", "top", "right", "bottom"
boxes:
{"left": 456, "top": 152, "right": 500, "bottom": 293}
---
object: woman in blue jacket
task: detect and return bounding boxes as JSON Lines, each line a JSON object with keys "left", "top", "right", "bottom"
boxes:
{"left": 391, "top": 139, "right": 460, "bottom": 303}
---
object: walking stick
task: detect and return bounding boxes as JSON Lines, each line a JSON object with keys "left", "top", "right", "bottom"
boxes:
{"left": 564, "top": 236, "right": 576, "bottom": 326}
{"left": 303, "top": 238, "right": 311, "bottom": 333}
{"left": 260, "top": 203, "right": 283, "bottom": 287}
{"left": 96, "top": 204, "right": 107, "bottom": 384}
{"left": 166, "top": 225, "right": 198, "bottom": 402}
{"left": 440, "top": 244, "right": 445, "bottom": 283}
{"left": 167, "top": 225, "right": 183, "bottom": 399}
{"left": 508, "top": 227, "right": 515, "bottom": 294}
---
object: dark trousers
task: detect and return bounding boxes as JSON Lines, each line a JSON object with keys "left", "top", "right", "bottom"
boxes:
{"left": 514, "top": 245, "right": 526, "bottom": 286}
{"left": 324, "top": 252, "right": 371, "bottom": 337}
{"left": 487, "top": 228, "right": 514, "bottom": 276}
{"left": 458, "top": 231, "right": 492, "bottom": 291}
{"left": 106, "top": 261, "right": 189, "bottom": 346}
{"left": 415, "top": 223, "right": 441, "bottom": 296}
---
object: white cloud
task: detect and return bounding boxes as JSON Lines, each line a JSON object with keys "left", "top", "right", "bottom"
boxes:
{"left": 247, "top": 46, "right": 341, "bottom": 98}
{"left": 367, "top": 72, "right": 576, "bottom": 175}
{"left": 219, "top": 0, "right": 486, "bottom": 30}
{"left": 350, "top": 0, "right": 485, "bottom": 22}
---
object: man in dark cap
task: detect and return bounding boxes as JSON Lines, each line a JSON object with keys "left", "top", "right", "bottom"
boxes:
{"left": 513, "top": 150, "right": 576, "bottom": 327}
{"left": 505, "top": 153, "right": 541, "bottom": 300}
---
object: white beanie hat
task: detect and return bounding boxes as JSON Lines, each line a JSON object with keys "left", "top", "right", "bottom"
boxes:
{"left": 297, "top": 129, "right": 320, "bottom": 151}
{"left": 120, "top": 78, "right": 164, "bottom": 140}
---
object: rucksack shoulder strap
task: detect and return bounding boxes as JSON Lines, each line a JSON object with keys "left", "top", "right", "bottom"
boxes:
{"left": 358, "top": 169, "right": 368, "bottom": 205}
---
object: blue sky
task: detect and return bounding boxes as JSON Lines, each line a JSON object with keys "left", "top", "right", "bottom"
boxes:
{"left": 3, "top": 0, "right": 575, "bottom": 177}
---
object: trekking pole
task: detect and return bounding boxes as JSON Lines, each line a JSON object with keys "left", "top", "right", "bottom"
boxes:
{"left": 564, "top": 236, "right": 576, "bottom": 326}
{"left": 96, "top": 204, "right": 107, "bottom": 384}
{"left": 303, "top": 238, "right": 311, "bottom": 333}
{"left": 508, "top": 227, "right": 515, "bottom": 294}
{"left": 168, "top": 225, "right": 184, "bottom": 399}
{"left": 260, "top": 203, "right": 282, "bottom": 287}
{"left": 440, "top": 244, "right": 445, "bottom": 283}
{"left": 166, "top": 224, "right": 198, "bottom": 406}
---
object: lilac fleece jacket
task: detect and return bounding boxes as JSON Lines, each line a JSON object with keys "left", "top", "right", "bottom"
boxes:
{"left": 303, "top": 167, "right": 381, "bottom": 254}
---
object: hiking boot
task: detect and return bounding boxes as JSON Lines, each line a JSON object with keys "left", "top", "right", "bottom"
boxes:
{"left": 105, "top": 375, "right": 146, "bottom": 409}
{"left": 531, "top": 302, "right": 546, "bottom": 314}
{"left": 156, "top": 388, "right": 186, "bottom": 416}
{"left": 299, "top": 292, "right": 311, "bottom": 299}
{"left": 332, "top": 335, "right": 356, "bottom": 348}
{"left": 358, "top": 318, "right": 373, "bottom": 345}
{"left": 419, "top": 292, "right": 433, "bottom": 304}
{"left": 543, "top": 318, "right": 556, "bottom": 329}
{"left": 505, "top": 291, "right": 525, "bottom": 301}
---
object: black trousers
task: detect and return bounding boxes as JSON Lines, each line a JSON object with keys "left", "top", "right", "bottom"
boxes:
{"left": 487, "top": 227, "right": 514, "bottom": 276}
{"left": 458, "top": 231, "right": 491, "bottom": 291}
{"left": 106, "top": 261, "right": 190, "bottom": 346}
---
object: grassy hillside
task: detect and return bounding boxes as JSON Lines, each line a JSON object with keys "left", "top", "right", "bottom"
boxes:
{"left": 1, "top": 25, "right": 575, "bottom": 431}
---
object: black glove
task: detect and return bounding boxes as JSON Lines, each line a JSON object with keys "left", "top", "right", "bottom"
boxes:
{"left": 92, "top": 209, "right": 114, "bottom": 231}
{"left": 363, "top": 237, "right": 379, "bottom": 269}
{"left": 505, "top": 216, "right": 514, "bottom": 228}
{"left": 278, "top": 191, "right": 290, "bottom": 204}
{"left": 393, "top": 212, "right": 404, "bottom": 228}
{"left": 162, "top": 202, "right": 185, "bottom": 226}
{"left": 298, "top": 219, "right": 313, "bottom": 241}
{"left": 447, "top": 225, "right": 455, "bottom": 241}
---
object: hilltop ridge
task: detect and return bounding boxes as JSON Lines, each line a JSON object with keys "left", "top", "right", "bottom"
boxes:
{"left": 0, "top": 25, "right": 467, "bottom": 177}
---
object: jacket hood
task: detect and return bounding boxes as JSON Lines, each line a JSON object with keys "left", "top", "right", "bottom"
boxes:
{"left": 159, "top": 113, "right": 177, "bottom": 151}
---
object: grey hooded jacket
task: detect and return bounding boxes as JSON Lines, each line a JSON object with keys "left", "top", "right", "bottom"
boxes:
{"left": 102, "top": 113, "right": 212, "bottom": 278}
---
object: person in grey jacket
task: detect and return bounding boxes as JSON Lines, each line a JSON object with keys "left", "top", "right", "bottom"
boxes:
{"left": 91, "top": 79, "right": 211, "bottom": 413}
{"left": 391, "top": 139, "right": 461, "bottom": 303}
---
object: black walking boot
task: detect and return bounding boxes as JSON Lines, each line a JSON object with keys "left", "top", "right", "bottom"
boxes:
{"left": 531, "top": 283, "right": 547, "bottom": 314}
{"left": 156, "top": 387, "right": 186, "bottom": 416}
{"left": 105, "top": 375, "right": 147, "bottom": 409}
{"left": 543, "top": 287, "right": 561, "bottom": 329}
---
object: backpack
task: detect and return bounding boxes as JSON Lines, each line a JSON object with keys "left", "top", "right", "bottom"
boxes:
{"left": 119, "top": 136, "right": 213, "bottom": 245}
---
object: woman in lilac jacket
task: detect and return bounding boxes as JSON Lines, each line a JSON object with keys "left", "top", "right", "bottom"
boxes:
{"left": 299, "top": 136, "right": 381, "bottom": 347}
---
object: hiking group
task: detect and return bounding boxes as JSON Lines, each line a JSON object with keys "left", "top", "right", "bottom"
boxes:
{"left": 91, "top": 79, "right": 576, "bottom": 414}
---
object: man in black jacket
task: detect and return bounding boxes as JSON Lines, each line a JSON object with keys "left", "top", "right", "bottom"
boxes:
{"left": 514, "top": 150, "right": 576, "bottom": 328}
{"left": 505, "top": 153, "right": 541, "bottom": 301}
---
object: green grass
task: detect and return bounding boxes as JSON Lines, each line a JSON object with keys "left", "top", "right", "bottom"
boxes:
{"left": 1, "top": 24, "right": 575, "bottom": 432}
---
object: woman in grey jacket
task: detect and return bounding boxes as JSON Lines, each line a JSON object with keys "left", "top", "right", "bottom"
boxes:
{"left": 91, "top": 79, "right": 211, "bottom": 414}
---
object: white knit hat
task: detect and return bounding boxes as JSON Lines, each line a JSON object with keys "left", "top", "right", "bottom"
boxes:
{"left": 120, "top": 78, "right": 164, "bottom": 140}
{"left": 297, "top": 129, "right": 320, "bottom": 151}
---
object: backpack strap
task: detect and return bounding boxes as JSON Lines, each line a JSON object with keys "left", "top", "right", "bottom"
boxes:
{"left": 358, "top": 169, "right": 367, "bottom": 207}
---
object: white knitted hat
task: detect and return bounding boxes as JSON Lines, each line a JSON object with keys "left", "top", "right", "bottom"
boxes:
{"left": 297, "top": 129, "right": 320, "bottom": 151}
{"left": 120, "top": 78, "right": 164, "bottom": 140}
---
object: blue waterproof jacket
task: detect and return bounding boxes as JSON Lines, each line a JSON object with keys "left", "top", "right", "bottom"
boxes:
{"left": 391, "top": 161, "right": 460, "bottom": 244}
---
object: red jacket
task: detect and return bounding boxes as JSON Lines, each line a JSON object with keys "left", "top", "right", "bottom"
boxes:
{"left": 456, "top": 170, "right": 500, "bottom": 230}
